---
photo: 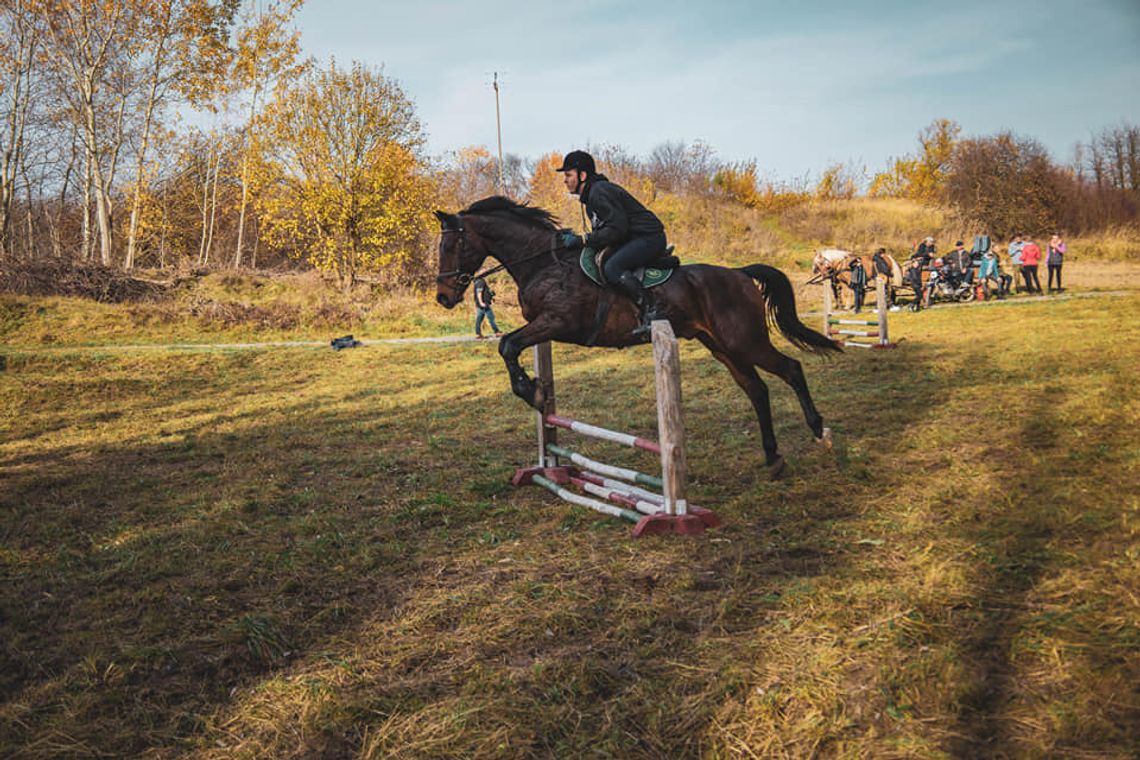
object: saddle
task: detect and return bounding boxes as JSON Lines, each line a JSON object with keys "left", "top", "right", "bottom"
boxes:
{"left": 579, "top": 246, "right": 679, "bottom": 288}
{"left": 578, "top": 245, "right": 679, "bottom": 347}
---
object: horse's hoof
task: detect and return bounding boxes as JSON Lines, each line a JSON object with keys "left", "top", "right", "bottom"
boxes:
{"left": 816, "top": 428, "right": 833, "bottom": 450}
{"left": 768, "top": 456, "right": 787, "bottom": 480}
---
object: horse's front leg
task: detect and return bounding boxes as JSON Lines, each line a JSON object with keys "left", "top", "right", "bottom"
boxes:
{"left": 498, "top": 319, "right": 559, "bottom": 410}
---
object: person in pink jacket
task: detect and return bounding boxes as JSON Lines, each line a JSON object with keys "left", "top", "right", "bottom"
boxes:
{"left": 1019, "top": 238, "right": 1043, "bottom": 294}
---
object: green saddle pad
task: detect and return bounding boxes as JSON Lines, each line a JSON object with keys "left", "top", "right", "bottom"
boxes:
{"left": 580, "top": 248, "right": 675, "bottom": 288}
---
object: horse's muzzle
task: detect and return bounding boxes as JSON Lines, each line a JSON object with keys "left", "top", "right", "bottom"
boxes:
{"left": 436, "top": 291, "right": 457, "bottom": 309}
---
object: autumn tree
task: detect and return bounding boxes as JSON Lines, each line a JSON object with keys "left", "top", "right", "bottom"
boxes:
{"left": 646, "top": 140, "right": 719, "bottom": 194}
{"left": 945, "top": 132, "right": 1068, "bottom": 238}
{"left": 525, "top": 151, "right": 579, "bottom": 229}
{"left": 0, "top": 0, "right": 40, "bottom": 259}
{"left": 228, "top": 0, "right": 304, "bottom": 268}
{"left": 254, "top": 60, "right": 435, "bottom": 287}
{"left": 1078, "top": 123, "right": 1140, "bottom": 192}
{"left": 31, "top": 0, "right": 146, "bottom": 265}
{"left": 870, "top": 118, "right": 960, "bottom": 202}
{"left": 123, "top": 0, "right": 239, "bottom": 269}
{"left": 434, "top": 145, "right": 526, "bottom": 209}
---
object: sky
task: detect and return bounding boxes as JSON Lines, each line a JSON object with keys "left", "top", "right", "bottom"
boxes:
{"left": 292, "top": 0, "right": 1140, "bottom": 179}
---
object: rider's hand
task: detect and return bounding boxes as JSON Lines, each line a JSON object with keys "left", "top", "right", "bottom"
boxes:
{"left": 560, "top": 231, "right": 585, "bottom": 250}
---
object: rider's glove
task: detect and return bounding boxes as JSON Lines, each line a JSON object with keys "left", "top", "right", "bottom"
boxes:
{"left": 560, "top": 231, "right": 585, "bottom": 250}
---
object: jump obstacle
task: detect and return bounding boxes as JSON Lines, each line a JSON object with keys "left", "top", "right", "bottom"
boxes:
{"left": 823, "top": 277, "right": 897, "bottom": 349}
{"left": 512, "top": 320, "right": 721, "bottom": 537}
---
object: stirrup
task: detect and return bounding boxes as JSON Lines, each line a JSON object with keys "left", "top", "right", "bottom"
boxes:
{"left": 631, "top": 308, "right": 660, "bottom": 337}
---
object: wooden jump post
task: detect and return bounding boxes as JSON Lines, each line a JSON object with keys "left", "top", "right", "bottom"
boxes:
{"left": 823, "top": 277, "right": 897, "bottom": 349}
{"left": 512, "top": 320, "right": 721, "bottom": 537}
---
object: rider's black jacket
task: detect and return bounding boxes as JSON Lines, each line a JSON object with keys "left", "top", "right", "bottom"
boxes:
{"left": 579, "top": 174, "right": 665, "bottom": 249}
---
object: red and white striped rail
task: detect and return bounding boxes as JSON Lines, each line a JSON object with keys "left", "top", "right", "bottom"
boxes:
{"left": 543, "top": 414, "right": 661, "bottom": 454}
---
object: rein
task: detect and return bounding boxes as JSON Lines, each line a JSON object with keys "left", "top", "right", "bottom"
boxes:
{"left": 436, "top": 225, "right": 572, "bottom": 287}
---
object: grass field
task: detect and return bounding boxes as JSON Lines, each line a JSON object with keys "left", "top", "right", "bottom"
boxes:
{"left": 2, "top": 284, "right": 1139, "bottom": 758}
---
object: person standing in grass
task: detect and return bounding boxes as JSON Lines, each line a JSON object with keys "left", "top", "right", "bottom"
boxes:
{"left": 905, "top": 256, "right": 925, "bottom": 311}
{"left": 1020, "top": 238, "right": 1043, "bottom": 294}
{"left": 1008, "top": 235, "right": 1025, "bottom": 292}
{"left": 1047, "top": 234, "right": 1066, "bottom": 292}
{"left": 472, "top": 276, "right": 503, "bottom": 339}
{"left": 847, "top": 257, "right": 867, "bottom": 313}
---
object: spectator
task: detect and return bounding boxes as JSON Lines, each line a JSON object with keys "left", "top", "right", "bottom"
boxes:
{"left": 1008, "top": 235, "right": 1025, "bottom": 291}
{"left": 948, "top": 240, "right": 973, "bottom": 287}
{"left": 871, "top": 247, "right": 897, "bottom": 309}
{"left": 1047, "top": 233, "right": 1066, "bottom": 292}
{"left": 978, "top": 248, "right": 1007, "bottom": 299}
{"left": 847, "top": 257, "right": 867, "bottom": 313}
{"left": 913, "top": 236, "right": 936, "bottom": 266}
{"left": 905, "top": 256, "right": 924, "bottom": 312}
{"left": 472, "top": 276, "right": 504, "bottom": 339}
{"left": 923, "top": 257, "right": 944, "bottom": 307}
{"left": 1020, "top": 238, "right": 1043, "bottom": 294}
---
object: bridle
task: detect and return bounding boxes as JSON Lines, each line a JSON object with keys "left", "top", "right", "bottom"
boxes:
{"left": 435, "top": 218, "right": 574, "bottom": 288}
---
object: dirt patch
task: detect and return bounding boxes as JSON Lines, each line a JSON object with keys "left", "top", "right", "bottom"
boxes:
{"left": 0, "top": 260, "right": 167, "bottom": 303}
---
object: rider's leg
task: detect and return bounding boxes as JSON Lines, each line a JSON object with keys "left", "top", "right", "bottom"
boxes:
{"left": 602, "top": 232, "right": 668, "bottom": 335}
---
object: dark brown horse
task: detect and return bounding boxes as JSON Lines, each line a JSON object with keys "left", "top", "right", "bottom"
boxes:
{"left": 434, "top": 197, "right": 840, "bottom": 476}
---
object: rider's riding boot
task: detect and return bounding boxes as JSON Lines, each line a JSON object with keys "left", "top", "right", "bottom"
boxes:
{"left": 615, "top": 271, "right": 659, "bottom": 337}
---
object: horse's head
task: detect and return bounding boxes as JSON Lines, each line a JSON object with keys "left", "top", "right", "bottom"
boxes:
{"left": 434, "top": 210, "right": 488, "bottom": 309}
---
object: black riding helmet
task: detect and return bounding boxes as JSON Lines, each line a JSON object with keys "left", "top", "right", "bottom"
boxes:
{"left": 555, "top": 150, "right": 596, "bottom": 175}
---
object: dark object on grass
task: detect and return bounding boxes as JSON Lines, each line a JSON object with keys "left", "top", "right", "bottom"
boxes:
{"left": 330, "top": 335, "right": 361, "bottom": 351}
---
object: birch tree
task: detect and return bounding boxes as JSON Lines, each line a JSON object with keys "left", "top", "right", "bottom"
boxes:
{"left": 229, "top": 0, "right": 304, "bottom": 269}
{"left": 0, "top": 0, "right": 38, "bottom": 259}
{"left": 32, "top": 0, "right": 142, "bottom": 265}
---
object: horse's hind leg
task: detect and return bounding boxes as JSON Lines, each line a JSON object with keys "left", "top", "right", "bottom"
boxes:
{"left": 754, "top": 351, "right": 831, "bottom": 448}
{"left": 696, "top": 335, "right": 786, "bottom": 478}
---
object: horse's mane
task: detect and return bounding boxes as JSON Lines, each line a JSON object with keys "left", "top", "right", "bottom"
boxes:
{"left": 461, "top": 196, "right": 559, "bottom": 231}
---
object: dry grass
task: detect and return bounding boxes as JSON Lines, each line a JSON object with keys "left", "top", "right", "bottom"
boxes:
{"left": 1, "top": 289, "right": 1137, "bottom": 758}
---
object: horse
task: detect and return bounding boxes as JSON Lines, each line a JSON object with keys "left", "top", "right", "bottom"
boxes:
{"left": 433, "top": 197, "right": 841, "bottom": 478}
{"left": 810, "top": 249, "right": 903, "bottom": 310}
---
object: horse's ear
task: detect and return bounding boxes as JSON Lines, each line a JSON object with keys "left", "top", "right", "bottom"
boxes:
{"left": 434, "top": 210, "right": 456, "bottom": 228}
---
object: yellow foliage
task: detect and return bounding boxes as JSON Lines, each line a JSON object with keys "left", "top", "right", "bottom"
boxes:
{"left": 253, "top": 60, "right": 436, "bottom": 285}
{"left": 870, "top": 118, "right": 960, "bottom": 202}
{"left": 525, "top": 152, "right": 581, "bottom": 231}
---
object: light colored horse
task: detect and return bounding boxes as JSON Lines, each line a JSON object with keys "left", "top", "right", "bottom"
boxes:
{"left": 811, "top": 249, "right": 903, "bottom": 310}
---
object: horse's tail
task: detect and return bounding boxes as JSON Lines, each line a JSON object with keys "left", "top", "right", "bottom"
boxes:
{"left": 740, "top": 263, "right": 842, "bottom": 355}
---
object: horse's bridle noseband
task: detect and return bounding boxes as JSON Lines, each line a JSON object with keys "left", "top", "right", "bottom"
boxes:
{"left": 435, "top": 226, "right": 474, "bottom": 286}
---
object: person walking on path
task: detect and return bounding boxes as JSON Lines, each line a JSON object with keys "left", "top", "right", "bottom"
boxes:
{"left": 472, "top": 276, "right": 503, "bottom": 339}
{"left": 1047, "top": 234, "right": 1066, "bottom": 292}
{"left": 1020, "top": 238, "right": 1043, "bottom": 294}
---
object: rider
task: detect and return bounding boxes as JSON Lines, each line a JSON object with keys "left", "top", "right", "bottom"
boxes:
{"left": 556, "top": 150, "right": 668, "bottom": 337}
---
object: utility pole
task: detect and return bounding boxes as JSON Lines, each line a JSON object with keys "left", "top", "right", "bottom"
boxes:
{"left": 493, "top": 72, "right": 505, "bottom": 194}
